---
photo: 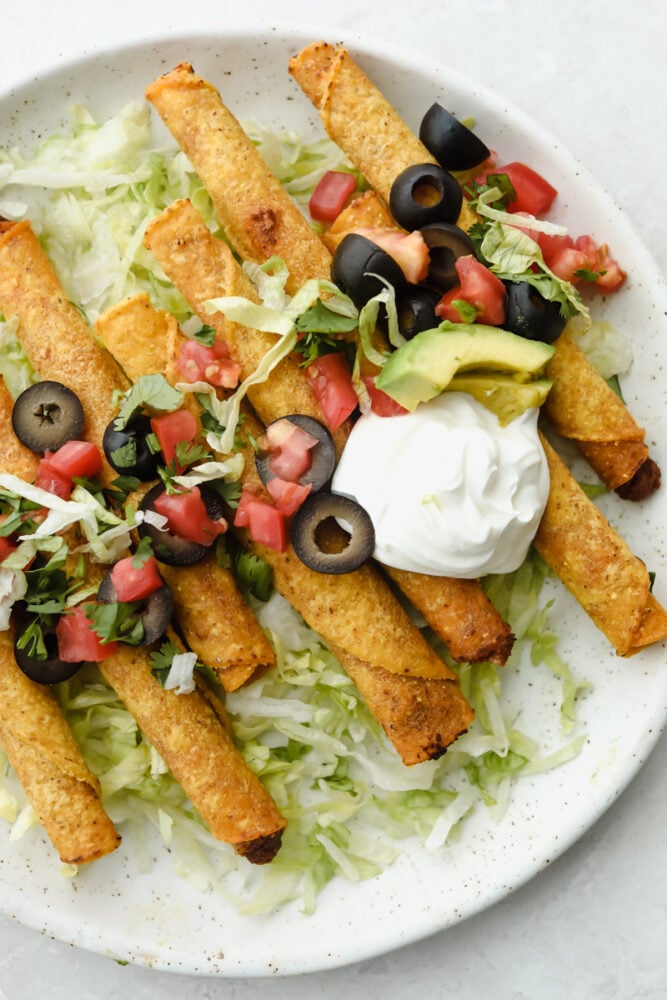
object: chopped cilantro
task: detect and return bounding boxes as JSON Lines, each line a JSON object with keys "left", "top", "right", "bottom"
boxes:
{"left": 113, "top": 375, "right": 184, "bottom": 431}
{"left": 83, "top": 600, "right": 145, "bottom": 646}
{"left": 192, "top": 324, "right": 217, "bottom": 347}
{"left": 450, "top": 299, "right": 478, "bottom": 323}
{"left": 130, "top": 536, "right": 154, "bottom": 568}
{"left": 574, "top": 267, "right": 606, "bottom": 282}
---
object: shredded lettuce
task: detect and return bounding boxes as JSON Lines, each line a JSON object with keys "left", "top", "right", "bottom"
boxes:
{"left": 0, "top": 103, "right": 591, "bottom": 913}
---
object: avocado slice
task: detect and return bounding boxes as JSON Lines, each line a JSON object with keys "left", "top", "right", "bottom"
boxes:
{"left": 444, "top": 374, "right": 553, "bottom": 425}
{"left": 375, "top": 322, "right": 555, "bottom": 411}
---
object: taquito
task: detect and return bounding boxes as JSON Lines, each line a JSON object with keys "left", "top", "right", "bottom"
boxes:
{"left": 288, "top": 41, "right": 659, "bottom": 500}
{"left": 0, "top": 380, "right": 121, "bottom": 865}
{"left": 0, "top": 220, "right": 125, "bottom": 485}
{"left": 544, "top": 328, "right": 660, "bottom": 500}
{"left": 0, "top": 227, "right": 285, "bottom": 859}
{"left": 144, "top": 198, "right": 514, "bottom": 665}
{"left": 94, "top": 294, "right": 276, "bottom": 690}
{"left": 533, "top": 437, "right": 667, "bottom": 656}
{"left": 145, "top": 62, "right": 332, "bottom": 295}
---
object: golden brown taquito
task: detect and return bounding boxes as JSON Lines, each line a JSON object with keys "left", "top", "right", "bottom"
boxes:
{"left": 0, "top": 235, "right": 285, "bottom": 858}
{"left": 0, "top": 221, "right": 127, "bottom": 484}
{"left": 145, "top": 62, "right": 332, "bottom": 294}
{"left": 289, "top": 42, "right": 659, "bottom": 500}
{"left": 97, "top": 645, "right": 284, "bottom": 861}
{"left": 533, "top": 436, "right": 667, "bottom": 656}
{"left": 0, "top": 379, "right": 120, "bottom": 864}
{"left": 545, "top": 328, "right": 659, "bottom": 498}
{"left": 144, "top": 198, "right": 514, "bottom": 665}
{"left": 0, "top": 629, "right": 122, "bottom": 864}
{"left": 288, "top": 41, "right": 479, "bottom": 231}
{"left": 94, "top": 294, "right": 277, "bottom": 691}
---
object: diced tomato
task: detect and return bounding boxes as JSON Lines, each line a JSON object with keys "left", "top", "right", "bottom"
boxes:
{"left": 354, "top": 227, "right": 430, "bottom": 284}
{"left": 56, "top": 604, "right": 118, "bottom": 663}
{"left": 153, "top": 487, "right": 227, "bottom": 546}
{"left": 150, "top": 409, "right": 199, "bottom": 472}
{"left": 266, "top": 477, "right": 312, "bottom": 515}
{"left": 261, "top": 418, "right": 319, "bottom": 482}
{"left": 176, "top": 339, "right": 242, "bottom": 388}
{"left": 520, "top": 227, "right": 626, "bottom": 291}
{"left": 475, "top": 161, "right": 558, "bottom": 217}
{"left": 47, "top": 440, "right": 103, "bottom": 481}
{"left": 309, "top": 170, "right": 357, "bottom": 224}
{"left": 110, "top": 554, "right": 163, "bottom": 602}
{"left": 306, "top": 353, "right": 359, "bottom": 430}
{"left": 435, "top": 255, "right": 507, "bottom": 325}
{"left": 34, "top": 456, "right": 72, "bottom": 499}
{"left": 233, "top": 488, "right": 288, "bottom": 551}
{"left": 361, "top": 375, "right": 409, "bottom": 417}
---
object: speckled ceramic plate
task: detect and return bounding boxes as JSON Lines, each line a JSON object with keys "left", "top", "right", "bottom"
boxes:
{"left": 0, "top": 26, "right": 665, "bottom": 978}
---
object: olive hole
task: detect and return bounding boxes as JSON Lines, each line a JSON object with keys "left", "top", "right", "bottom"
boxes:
{"left": 411, "top": 179, "right": 443, "bottom": 207}
{"left": 314, "top": 516, "right": 351, "bottom": 555}
{"left": 34, "top": 403, "right": 62, "bottom": 425}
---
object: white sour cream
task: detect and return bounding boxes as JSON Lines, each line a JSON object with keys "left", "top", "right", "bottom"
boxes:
{"left": 332, "top": 392, "right": 549, "bottom": 578}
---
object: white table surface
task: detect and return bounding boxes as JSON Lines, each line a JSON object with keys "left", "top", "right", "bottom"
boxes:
{"left": 0, "top": 1, "right": 665, "bottom": 997}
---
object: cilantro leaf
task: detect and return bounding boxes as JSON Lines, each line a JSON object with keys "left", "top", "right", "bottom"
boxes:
{"left": 130, "top": 536, "right": 154, "bottom": 568}
{"left": 113, "top": 375, "right": 184, "bottom": 431}
{"left": 149, "top": 638, "right": 182, "bottom": 685}
{"left": 83, "top": 601, "right": 145, "bottom": 645}
{"left": 192, "top": 324, "right": 217, "bottom": 347}
{"left": 235, "top": 551, "right": 273, "bottom": 601}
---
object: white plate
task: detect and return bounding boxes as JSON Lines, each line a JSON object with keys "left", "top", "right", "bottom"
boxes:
{"left": 0, "top": 27, "right": 665, "bottom": 978}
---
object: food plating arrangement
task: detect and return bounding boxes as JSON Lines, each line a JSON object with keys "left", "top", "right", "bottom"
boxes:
{"left": 0, "top": 38, "right": 664, "bottom": 933}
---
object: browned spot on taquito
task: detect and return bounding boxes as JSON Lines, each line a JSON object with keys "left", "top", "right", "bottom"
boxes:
{"left": 545, "top": 327, "right": 657, "bottom": 495}
{"left": 0, "top": 378, "right": 120, "bottom": 864}
{"left": 94, "top": 294, "right": 276, "bottom": 690}
{"left": 144, "top": 198, "right": 513, "bottom": 665}
{"left": 0, "top": 221, "right": 128, "bottom": 484}
{"left": 98, "top": 645, "right": 284, "bottom": 856}
{"left": 533, "top": 436, "right": 667, "bottom": 656}
{"left": 145, "top": 62, "right": 332, "bottom": 295}
{"left": 0, "top": 240, "right": 284, "bottom": 858}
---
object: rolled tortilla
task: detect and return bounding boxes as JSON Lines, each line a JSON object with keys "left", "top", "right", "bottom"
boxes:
{"left": 94, "top": 294, "right": 277, "bottom": 691}
{"left": 533, "top": 436, "right": 667, "bottom": 656}
{"left": 545, "top": 327, "right": 658, "bottom": 497}
{"left": 0, "top": 240, "right": 285, "bottom": 858}
{"left": 144, "top": 198, "right": 514, "bottom": 665}
{"left": 288, "top": 42, "right": 479, "bottom": 231}
{"left": 98, "top": 645, "right": 284, "bottom": 861}
{"left": 0, "top": 221, "right": 128, "bottom": 483}
{"left": 146, "top": 62, "right": 332, "bottom": 294}
{"left": 290, "top": 42, "right": 659, "bottom": 501}
{"left": 0, "top": 378, "right": 120, "bottom": 864}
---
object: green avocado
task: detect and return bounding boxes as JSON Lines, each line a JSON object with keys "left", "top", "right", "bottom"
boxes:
{"left": 375, "top": 322, "right": 555, "bottom": 411}
{"left": 444, "top": 374, "right": 553, "bottom": 424}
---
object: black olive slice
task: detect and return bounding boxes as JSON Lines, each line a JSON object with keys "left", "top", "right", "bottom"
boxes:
{"left": 103, "top": 413, "right": 160, "bottom": 481}
{"left": 389, "top": 163, "right": 463, "bottom": 232}
{"left": 395, "top": 285, "right": 440, "bottom": 339}
{"left": 331, "top": 232, "right": 406, "bottom": 309}
{"left": 97, "top": 572, "right": 174, "bottom": 646}
{"left": 255, "top": 415, "right": 336, "bottom": 493}
{"left": 137, "top": 483, "right": 225, "bottom": 566}
{"left": 419, "top": 103, "right": 491, "bottom": 171}
{"left": 503, "top": 281, "right": 566, "bottom": 344}
{"left": 13, "top": 627, "right": 82, "bottom": 685}
{"left": 12, "top": 380, "right": 85, "bottom": 454}
{"left": 290, "top": 492, "right": 375, "bottom": 575}
{"left": 419, "top": 222, "right": 476, "bottom": 294}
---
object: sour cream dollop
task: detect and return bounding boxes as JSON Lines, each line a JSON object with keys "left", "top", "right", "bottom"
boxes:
{"left": 332, "top": 392, "right": 549, "bottom": 578}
